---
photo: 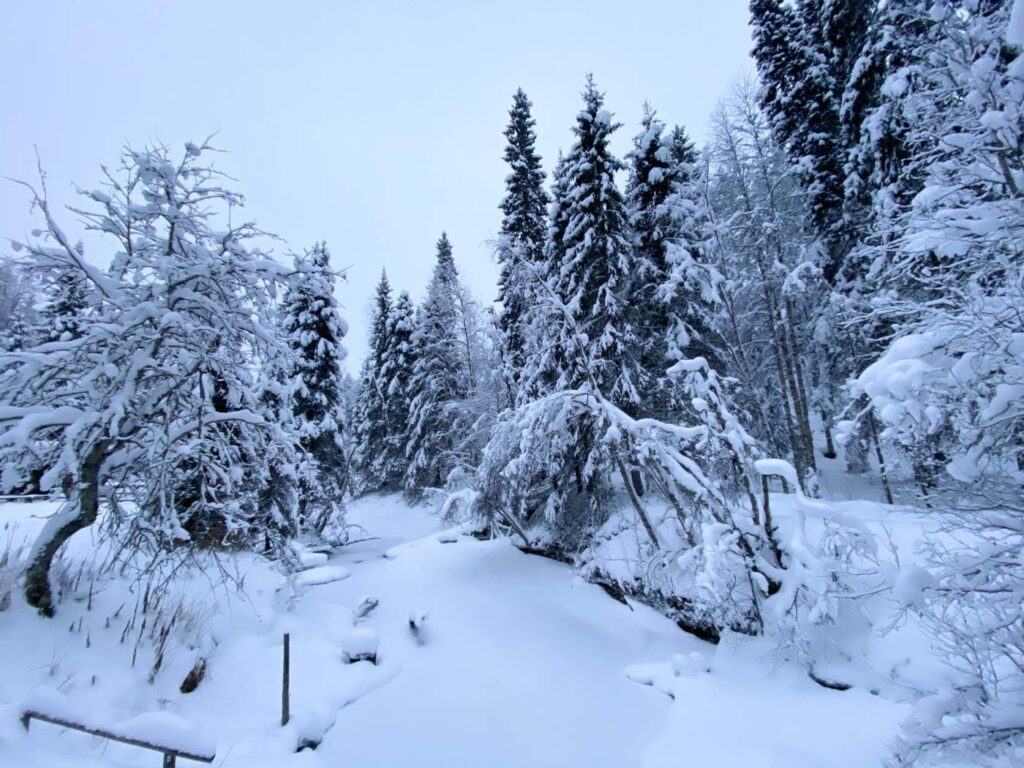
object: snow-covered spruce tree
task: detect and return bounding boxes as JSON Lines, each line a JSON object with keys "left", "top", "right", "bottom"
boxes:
{"left": 282, "top": 241, "right": 349, "bottom": 533}
{"left": 750, "top": 0, "right": 875, "bottom": 281}
{"left": 404, "top": 233, "right": 472, "bottom": 491}
{"left": 841, "top": 5, "right": 1024, "bottom": 761}
{"left": 507, "top": 76, "right": 641, "bottom": 535}
{"left": 254, "top": 342, "right": 304, "bottom": 546}
{"left": 380, "top": 290, "right": 417, "bottom": 484}
{"left": 0, "top": 141, "right": 302, "bottom": 616}
{"left": 0, "top": 263, "right": 40, "bottom": 353}
{"left": 42, "top": 250, "right": 90, "bottom": 343}
{"left": 625, "top": 106, "right": 723, "bottom": 420}
{"left": 840, "top": 0, "right": 932, "bottom": 259}
{"left": 550, "top": 76, "right": 639, "bottom": 408}
{"left": 0, "top": 262, "right": 35, "bottom": 343}
{"left": 352, "top": 270, "right": 394, "bottom": 492}
{"left": 514, "top": 152, "right": 570, "bottom": 406}
{"left": 496, "top": 88, "right": 548, "bottom": 394}
{"left": 336, "top": 368, "right": 360, "bottom": 483}
{"left": 0, "top": 264, "right": 57, "bottom": 495}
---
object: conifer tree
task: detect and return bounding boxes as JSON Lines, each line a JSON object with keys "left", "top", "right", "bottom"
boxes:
{"left": 750, "top": 0, "right": 875, "bottom": 281}
{"left": 625, "top": 109, "right": 721, "bottom": 418}
{"left": 496, "top": 89, "right": 548, "bottom": 391}
{"left": 352, "top": 271, "right": 394, "bottom": 492}
{"left": 284, "top": 242, "right": 349, "bottom": 532}
{"left": 43, "top": 250, "right": 89, "bottom": 343}
{"left": 550, "top": 75, "right": 639, "bottom": 408}
{"left": 380, "top": 290, "right": 417, "bottom": 485}
{"left": 405, "top": 233, "right": 470, "bottom": 490}
{"left": 516, "top": 152, "right": 570, "bottom": 404}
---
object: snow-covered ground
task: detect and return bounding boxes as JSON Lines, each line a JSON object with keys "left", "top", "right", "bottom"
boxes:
{"left": 1, "top": 493, "right": 916, "bottom": 767}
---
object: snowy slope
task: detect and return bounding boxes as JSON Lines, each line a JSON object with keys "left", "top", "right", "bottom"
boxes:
{"left": 0, "top": 493, "right": 911, "bottom": 767}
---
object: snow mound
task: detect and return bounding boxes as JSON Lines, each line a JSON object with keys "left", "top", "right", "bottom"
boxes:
{"left": 295, "top": 565, "right": 350, "bottom": 587}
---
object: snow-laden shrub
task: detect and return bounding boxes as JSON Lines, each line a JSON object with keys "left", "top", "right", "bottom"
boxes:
{"left": 469, "top": 356, "right": 792, "bottom": 636}
{"left": 846, "top": 3, "right": 1024, "bottom": 761}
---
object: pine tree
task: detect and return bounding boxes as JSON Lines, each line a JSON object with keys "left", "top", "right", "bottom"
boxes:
{"left": 841, "top": 0, "right": 932, "bottom": 286}
{"left": 381, "top": 290, "right": 417, "bottom": 484}
{"left": 496, "top": 89, "right": 548, "bottom": 392}
{"left": 405, "top": 233, "right": 470, "bottom": 490}
{"left": 625, "top": 108, "right": 722, "bottom": 419}
{"left": 284, "top": 242, "right": 350, "bottom": 532}
{"left": 751, "top": 0, "right": 879, "bottom": 479}
{"left": 750, "top": 0, "right": 875, "bottom": 281}
{"left": 256, "top": 348, "right": 303, "bottom": 545}
{"left": 516, "top": 152, "right": 570, "bottom": 404}
{"left": 352, "top": 271, "right": 394, "bottom": 492}
{"left": 43, "top": 248, "right": 89, "bottom": 343}
{"left": 550, "top": 75, "right": 639, "bottom": 408}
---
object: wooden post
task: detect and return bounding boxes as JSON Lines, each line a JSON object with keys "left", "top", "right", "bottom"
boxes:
{"left": 282, "top": 633, "right": 290, "bottom": 726}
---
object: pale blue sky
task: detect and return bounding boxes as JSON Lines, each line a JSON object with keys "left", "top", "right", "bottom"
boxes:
{"left": 0, "top": 1, "right": 754, "bottom": 368}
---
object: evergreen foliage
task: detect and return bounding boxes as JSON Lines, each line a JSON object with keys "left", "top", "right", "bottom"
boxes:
{"left": 353, "top": 270, "right": 394, "bottom": 492}
{"left": 283, "top": 241, "right": 350, "bottom": 533}
{"left": 404, "top": 233, "right": 471, "bottom": 490}
{"left": 497, "top": 89, "right": 548, "bottom": 392}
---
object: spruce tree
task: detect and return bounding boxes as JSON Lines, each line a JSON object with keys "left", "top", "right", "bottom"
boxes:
{"left": 496, "top": 89, "right": 548, "bottom": 391}
{"left": 625, "top": 109, "right": 721, "bottom": 419}
{"left": 352, "top": 271, "right": 394, "bottom": 492}
{"left": 43, "top": 256, "right": 89, "bottom": 343}
{"left": 515, "top": 152, "right": 570, "bottom": 405}
{"left": 751, "top": 0, "right": 879, "bottom": 476}
{"left": 405, "top": 233, "right": 469, "bottom": 490}
{"left": 550, "top": 75, "right": 639, "bottom": 408}
{"left": 283, "top": 242, "right": 349, "bottom": 532}
{"left": 381, "top": 291, "right": 417, "bottom": 485}
{"left": 750, "top": 0, "right": 875, "bottom": 281}
{"left": 841, "top": 0, "right": 931, "bottom": 285}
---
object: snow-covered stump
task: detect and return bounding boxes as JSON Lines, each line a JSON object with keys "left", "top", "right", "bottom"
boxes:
{"left": 342, "top": 627, "right": 379, "bottom": 665}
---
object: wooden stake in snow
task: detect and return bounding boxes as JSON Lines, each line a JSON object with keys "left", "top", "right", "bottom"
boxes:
{"left": 282, "top": 633, "right": 290, "bottom": 727}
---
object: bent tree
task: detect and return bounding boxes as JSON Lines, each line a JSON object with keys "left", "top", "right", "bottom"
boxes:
{"left": 0, "top": 141, "right": 299, "bottom": 616}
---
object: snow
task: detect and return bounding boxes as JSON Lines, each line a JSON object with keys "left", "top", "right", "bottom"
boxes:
{"left": 1, "top": 493, "right": 922, "bottom": 767}
{"left": 755, "top": 457, "right": 800, "bottom": 489}
{"left": 643, "top": 633, "right": 906, "bottom": 768}
{"left": 1012, "top": 0, "right": 1024, "bottom": 46}
{"left": 342, "top": 626, "right": 379, "bottom": 661}
{"left": 294, "top": 565, "right": 351, "bottom": 587}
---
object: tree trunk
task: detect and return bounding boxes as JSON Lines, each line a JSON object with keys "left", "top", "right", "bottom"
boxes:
{"left": 784, "top": 299, "right": 817, "bottom": 474}
{"left": 820, "top": 409, "right": 837, "bottom": 459}
{"left": 24, "top": 440, "right": 107, "bottom": 617}
{"left": 615, "top": 459, "right": 659, "bottom": 549}
{"left": 866, "top": 414, "right": 894, "bottom": 506}
{"left": 629, "top": 468, "right": 645, "bottom": 498}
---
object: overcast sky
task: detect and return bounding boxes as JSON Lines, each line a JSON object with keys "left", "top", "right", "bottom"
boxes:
{"left": 0, "top": 1, "right": 754, "bottom": 369}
